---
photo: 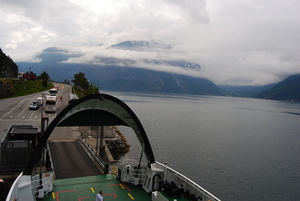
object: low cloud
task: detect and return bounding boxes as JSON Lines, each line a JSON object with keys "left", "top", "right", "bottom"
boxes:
{"left": 1, "top": 0, "right": 299, "bottom": 86}
{"left": 60, "top": 45, "right": 203, "bottom": 78}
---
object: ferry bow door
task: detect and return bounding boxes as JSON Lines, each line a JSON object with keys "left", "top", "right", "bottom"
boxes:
{"left": 143, "top": 165, "right": 163, "bottom": 193}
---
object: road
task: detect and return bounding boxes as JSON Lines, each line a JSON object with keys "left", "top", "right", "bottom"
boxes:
{"left": 0, "top": 83, "right": 71, "bottom": 139}
{"left": 0, "top": 83, "right": 102, "bottom": 178}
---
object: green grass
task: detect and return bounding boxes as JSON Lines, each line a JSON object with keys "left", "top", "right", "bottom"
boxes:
{"left": 0, "top": 79, "right": 53, "bottom": 99}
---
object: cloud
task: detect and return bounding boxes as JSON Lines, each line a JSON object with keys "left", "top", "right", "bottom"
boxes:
{"left": 0, "top": 0, "right": 300, "bottom": 86}
{"left": 59, "top": 45, "right": 201, "bottom": 78}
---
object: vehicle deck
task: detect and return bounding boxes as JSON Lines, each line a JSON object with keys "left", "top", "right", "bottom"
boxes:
{"left": 38, "top": 174, "right": 190, "bottom": 201}
{"left": 38, "top": 174, "right": 150, "bottom": 201}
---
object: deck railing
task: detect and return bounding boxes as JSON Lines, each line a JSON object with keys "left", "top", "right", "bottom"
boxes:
{"left": 31, "top": 172, "right": 54, "bottom": 198}
{"left": 5, "top": 171, "right": 54, "bottom": 201}
{"left": 123, "top": 166, "right": 148, "bottom": 185}
{"left": 155, "top": 161, "right": 221, "bottom": 201}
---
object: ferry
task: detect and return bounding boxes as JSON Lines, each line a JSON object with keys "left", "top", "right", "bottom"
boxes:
{"left": 5, "top": 93, "right": 221, "bottom": 201}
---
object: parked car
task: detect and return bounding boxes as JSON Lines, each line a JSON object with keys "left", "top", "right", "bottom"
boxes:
{"left": 29, "top": 101, "right": 39, "bottom": 110}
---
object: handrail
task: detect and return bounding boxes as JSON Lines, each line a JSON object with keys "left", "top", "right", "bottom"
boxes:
{"left": 156, "top": 161, "right": 221, "bottom": 201}
{"left": 80, "top": 136, "right": 106, "bottom": 171}
{"left": 31, "top": 172, "right": 54, "bottom": 198}
{"left": 5, "top": 172, "right": 23, "bottom": 201}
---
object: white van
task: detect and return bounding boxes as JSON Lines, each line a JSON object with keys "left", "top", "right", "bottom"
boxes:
{"left": 35, "top": 97, "right": 43, "bottom": 106}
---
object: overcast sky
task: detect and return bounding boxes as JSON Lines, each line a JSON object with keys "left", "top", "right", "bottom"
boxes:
{"left": 1, "top": 0, "right": 299, "bottom": 86}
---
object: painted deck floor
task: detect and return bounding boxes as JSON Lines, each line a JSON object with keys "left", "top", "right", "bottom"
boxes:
{"left": 38, "top": 174, "right": 151, "bottom": 201}
{"left": 38, "top": 174, "right": 190, "bottom": 201}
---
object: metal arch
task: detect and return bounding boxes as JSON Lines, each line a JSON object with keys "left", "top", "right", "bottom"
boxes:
{"left": 23, "top": 93, "right": 155, "bottom": 175}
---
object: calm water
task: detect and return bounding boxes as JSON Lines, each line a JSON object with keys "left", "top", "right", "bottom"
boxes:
{"left": 105, "top": 91, "right": 300, "bottom": 201}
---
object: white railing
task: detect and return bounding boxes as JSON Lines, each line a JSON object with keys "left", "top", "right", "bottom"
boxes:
{"left": 156, "top": 161, "right": 221, "bottom": 201}
{"left": 128, "top": 166, "right": 147, "bottom": 185}
{"left": 5, "top": 172, "right": 54, "bottom": 201}
{"left": 120, "top": 165, "right": 148, "bottom": 185}
{"left": 80, "top": 136, "right": 106, "bottom": 171}
{"left": 5, "top": 173, "right": 34, "bottom": 201}
{"left": 32, "top": 172, "right": 54, "bottom": 198}
{"left": 5, "top": 173, "right": 24, "bottom": 201}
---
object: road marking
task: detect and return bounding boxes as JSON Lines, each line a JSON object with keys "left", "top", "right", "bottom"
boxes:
{"left": 128, "top": 193, "right": 135, "bottom": 200}
{"left": 17, "top": 96, "right": 39, "bottom": 120}
{"left": 104, "top": 193, "right": 118, "bottom": 198}
{"left": 29, "top": 110, "right": 36, "bottom": 120}
{"left": 0, "top": 98, "right": 27, "bottom": 120}
{"left": 109, "top": 183, "right": 131, "bottom": 191}
{"left": 55, "top": 190, "right": 75, "bottom": 201}
{"left": 78, "top": 197, "right": 90, "bottom": 201}
{"left": 15, "top": 98, "right": 31, "bottom": 120}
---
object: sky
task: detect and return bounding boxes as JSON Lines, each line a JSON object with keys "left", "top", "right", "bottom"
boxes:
{"left": 1, "top": 0, "right": 299, "bottom": 86}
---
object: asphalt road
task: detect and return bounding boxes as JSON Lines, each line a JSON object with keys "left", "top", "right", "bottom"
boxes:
{"left": 0, "top": 83, "right": 102, "bottom": 178}
{"left": 0, "top": 83, "right": 71, "bottom": 140}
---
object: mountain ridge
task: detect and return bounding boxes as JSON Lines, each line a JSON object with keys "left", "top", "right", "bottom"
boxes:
{"left": 16, "top": 40, "right": 225, "bottom": 95}
{"left": 218, "top": 83, "right": 278, "bottom": 97}
{"left": 109, "top": 40, "right": 173, "bottom": 51}
{"left": 255, "top": 74, "right": 300, "bottom": 101}
{"left": 12, "top": 40, "right": 300, "bottom": 98}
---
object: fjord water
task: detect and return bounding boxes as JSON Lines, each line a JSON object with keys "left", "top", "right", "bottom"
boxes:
{"left": 107, "top": 91, "right": 300, "bottom": 201}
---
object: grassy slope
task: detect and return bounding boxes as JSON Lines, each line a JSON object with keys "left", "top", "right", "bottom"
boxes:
{"left": 0, "top": 79, "right": 53, "bottom": 99}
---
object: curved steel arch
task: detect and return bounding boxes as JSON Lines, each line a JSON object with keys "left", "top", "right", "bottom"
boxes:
{"left": 23, "top": 93, "right": 155, "bottom": 175}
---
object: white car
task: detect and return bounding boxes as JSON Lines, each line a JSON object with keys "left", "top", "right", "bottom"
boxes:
{"left": 29, "top": 101, "right": 39, "bottom": 110}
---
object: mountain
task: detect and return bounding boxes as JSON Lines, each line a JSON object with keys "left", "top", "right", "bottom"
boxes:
{"left": 218, "top": 83, "right": 278, "bottom": 97}
{"left": 17, "top": 41, "right": 225, "bottom": 95}
{"left": 109, "top": 40, "right": 172, "bottom": 51}
{"left": 0, "top": 48, "right": 18, "bottom": 78}
{"left": 87, "top": 66, "right": 223, "bottom": 95}
{"left": 255, "top": 74, "right": 300, "bottom": 101}
{"left": 108, "top": 41, "right": 200, "bottom": 71}
{"left": 17, "top": 62, "right": 224, "bottom": 95}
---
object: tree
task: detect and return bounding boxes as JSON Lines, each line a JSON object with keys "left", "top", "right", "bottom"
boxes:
{"left": 40, "top": 71, "right": 49, "bottom": 87}
{"left": 72, "top": 72, "right": 89, "bottom": 90}
{"left": 71, "top": 72, "right": 100, "bottom": 97}
{"left": 86, "top": 82, "right": 100, "bottom": 95}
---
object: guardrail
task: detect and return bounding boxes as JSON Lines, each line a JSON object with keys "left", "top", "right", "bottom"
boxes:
{"left": 5, "top": 172, "right": 54, "bottom": 201}
{"left": 32, "top": 172, "right": 54, "bottom": 198}
{"left": 156, "top": 161, "right": 221, "bottom": 201}
{"left": 79, "top": 136, "right": 108, "bottom": 172}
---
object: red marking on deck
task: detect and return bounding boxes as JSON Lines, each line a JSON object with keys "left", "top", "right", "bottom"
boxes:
{"left": 104, "top": 193, "right": 118, "bottom": 198}
{"left": 55, "top": 190, "right": 76, "bottom": 201}
{"left": 78, "top": 197, "right": 90, "bottom": 200}
{"left": 109, "top": 183, "right": 131, "bottom": 191}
